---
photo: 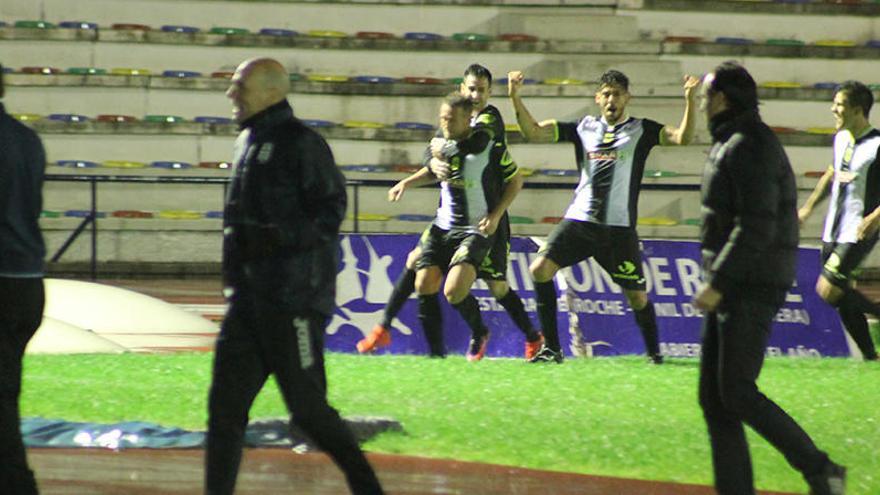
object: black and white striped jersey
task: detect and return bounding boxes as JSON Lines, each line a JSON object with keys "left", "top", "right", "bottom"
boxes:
{"left": 823, "top": 128, "right": 880, "bottom": 243}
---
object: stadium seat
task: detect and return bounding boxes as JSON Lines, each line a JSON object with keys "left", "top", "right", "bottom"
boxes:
{"left": 505, "top": 123, "right": 521, "bottom": 133}
{"left": 14, "top": 20, "right": 55, "bottom": 29}
{"left": 102, "top": 160, "right": 147, "bottom": 169}
{"left": 205, "top": 211, "right": 224, "bottom": 219}
{"left": 351, "top": 213, "right": 392, "bottom": 221}
{"left": 499, "top": 33, "right": 539, "bottom": 42}
{"left": 343, "top": 120, "right": 385, "bottom": 129}
{"left": 97, "top": 114, "right": 138, "bottom": 123}
{"left": 144, "top": 114, "right": 186, "bottom": 123}
{"left": 354, "top": 75, "right": 396, "bottom": 84}
{"left": 716, "top": 37, "right": 754, "bottom": 45}
{"left": 518, "top": 168, "right": 536, "bottom": 177}
{"left": 396, "top": 213, "right": 434, "bottom": 222}
{"left": 21, "top": 67, "right": 61, "bottom": 75}
{"left": 814, "top": 40, "right": 857, "bottom": 47}
{"left": 356, "top": 31, "right": 395, "bottom": 39}
{"left": 260, "top": 28, "right": 298, "bottom": 37}
{"left": 67, "top": 67, "right": 107, "bottom": 75}
{"left": 65, "top": 210, "right": 106, "bottom": 218}
{"left": 495, "top": 77, "right": 538, "bottom": 86}
{"left": 392, "top": 165, "right": 422, "bottom": 173}
{"left": 162, "top": 70, "right": 202, "bottom": 78}
{"left": 307, "top": 29, "right": 347, "bottom": 38}
{"left": 544, "top": 78, "right": 585, "bottom": 86}
{"left": 111, "top": 23, "right": 151, "bottom": 31}
{"left": 766, "top": 38, "right": 805, "bottom": 46}
{"left": 403, "top": 32, "right": 443, "bottom": 41}
{"left": 59, "top": 21, "right": 98, "bottom": 30}
{"left": 638, "top": 216, "right": 678, "bottom": 226}
{"left": 394, "top": 122, "right": 433, "bottom": 130}
{"left": 40, "top": 211, "right": 62, "bottom": 218}
{"left": 158, "top": 210, "right": 203, "bottom": 220}
{"left": 643, "top": 169, "right": 680, "bottom": 178}
{"left": 402, "top": 76, "right": 444, "bottom": 85}
{"left": 211, "top": 71, "right": 234, "bottom": 79}
{"left": 759, "top": 81, "right": 802, "bottom": 88}
{"left": 194, "top": 116, "right": 233, "bottom": 124}
{"left": 150, "top": 161, "right": 193, "bottom": 170}
{"left": 813, "top": 82, "right": 839, "bottom": 89}
{"left": 663, "top": 36, "right": 703, "bottom": 43}
{"left": 806, "top": 127, "right": 836, "bottom": 134}
{"left": 307, "top": 74, "right": 350, "bottom": 83}
{"left": 770, "top": 126, "right": 798, "bottom": 134}
{"left": 681, "top": 218, "right": 701, "bottom": 226}
{"left": 451, "top": 33, "right": 492, "bottom": 42}
{"left": 56, "top": 160, "right": 100, "bottom": 168}
{"left": 538, "top": 168, "right": 578, "bottom": 177}
{"left": 47, "top": 114, "right": 89, "bottom": 123}
{"left": 209, "top": 27, "right": 250, "bottom": 35}
{"left": 509, "top": 215, "right": 535, "bottom": 224}
{"left": 198, "top": 161, "right": 232, "bottom": 169}
{"left": 866, "top": 40, "right": 880, "bottom": 48}
{"left": 112, "top": 210, "right": 154, "bottom": 218}
{"left": 301, "top": 119, "right": 335, "bottom": 128}
{"left": 12, "top": 113, "right": 42, "bottom": 122}
{"left": 110, "top": 68, "right": 152, "bottom": 76}
{"left": 541, "top": 216, "right": 563, "bottom": 224}
{"left": 339, "top": 164, "right": 389, "bottom": 172}
{"left": 804, "top": 170, "right": 827, "bottom": 178}
{"left": 162, "top": 25, "right": 200, "bottom": 33}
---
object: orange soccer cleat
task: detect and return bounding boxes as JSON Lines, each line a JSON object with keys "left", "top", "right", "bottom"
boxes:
{"left": 356, "top": 324, "right": 391, "bottom": 353}
{"left": 466, "top": 332, "right": 490, "bottom": 362}
{"left": 524, "top": 333, "right": 545, "bottom": 360}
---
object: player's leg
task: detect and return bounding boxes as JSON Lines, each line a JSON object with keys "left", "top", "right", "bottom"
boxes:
{"left": 206, "top": 295, "right": 270, "bottom": 495}
{"left": 414, "top": 226, "right": 450, "bottom": 357}
{"left": 446, "top": 234, "right": 493, "bottom": 361}
{"left": 818, "top": 242, "right": 878, "bottom": 360}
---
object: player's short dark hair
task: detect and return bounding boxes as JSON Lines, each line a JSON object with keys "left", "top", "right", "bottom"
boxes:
{"left": 0, "top": 63, "right": 5, "bottom": 99}
{"left": 836, "top": 80, "right": 873, "bottom": 118}
{"left": 463, "top": 64, "right": 492, "bottom": 86}
{"left": 708, "top": 61, "right": 759, "bottom": 112}
{"left": 598, "top": 70, "right": 629, "bottom": 92}
{"left": 444, "top": 92, "right": 475, "bottom": 114}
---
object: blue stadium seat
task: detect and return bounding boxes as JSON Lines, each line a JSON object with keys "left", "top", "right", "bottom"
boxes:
{"left": 260, "top": 28, "right": 298, "bottom": 37}
{"left": 302, "top": 119, "right": 336, "bottom": 128}
{"left": 47, "top": 114, "right": 89, "bottom": 122}
{"left": 161, "top": 25, "right": 200, "bottom": 33}
{"left": 404, "top": 32, "right": 443, "bottom": 41}
{"left": 354, "top": 75, "right": 396, "bottom": 84}
{"left": 194, "top": 116, "right": 233, "bottom": 124}
{"left": 59, "top": 21, "right": 98, "bottom": 30}
{"left": 162, "top": 70, "right": 202, "bottom": 78}
{"left": 394, "top": 122, "right": 434, "bottom": 130}
{"left": 56, "top": 160, "right": 100, "bottom": 168}
{"left": 150, "top": 161, "right": 193, "bottom": 170}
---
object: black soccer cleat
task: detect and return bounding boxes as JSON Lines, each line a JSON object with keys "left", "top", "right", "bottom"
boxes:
{"left": 648, "top": 353, "right": 664, "bottom": 365}
{"left": 528, "top": 345, "right": 564, "bottom": 364}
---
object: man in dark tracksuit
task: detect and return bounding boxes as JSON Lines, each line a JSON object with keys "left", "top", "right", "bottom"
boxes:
{"left": 0, "top": 65, "right": 46, "bottom": 495}
{"left": 694, "top": 61, "right": 845, "bottom": 495}
{"left": 205, "top": 58, "right": 384, "bottom": 495}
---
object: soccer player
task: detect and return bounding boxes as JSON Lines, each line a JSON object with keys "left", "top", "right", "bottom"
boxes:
{"left": 358, "top": 64, "right": 543, "bottom": 360}
{"left": 798, "top": 80, "right": 880, "bottom": 360}
{"left": 508, "top": 69, "right": 699, "bottom": 363}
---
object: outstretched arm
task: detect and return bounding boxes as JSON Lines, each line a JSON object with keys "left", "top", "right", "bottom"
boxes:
{"left": 508, "top": 70, "right": 555, "bottom": 143}
{"left": 660, "top": 75, "right": 700, "bottom": 146}
{"left": 388, "top": 165, "right": 439, "bottom": 202}
{"left": 798, "top": 166, "right": 833, "bottom": 225}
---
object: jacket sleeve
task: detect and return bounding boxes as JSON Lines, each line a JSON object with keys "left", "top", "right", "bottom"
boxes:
{"left": 276, "top": 131, "right": 347, "bottom": 251}
{"left": 708, "top": 135, "right": 781, "bottom": 293}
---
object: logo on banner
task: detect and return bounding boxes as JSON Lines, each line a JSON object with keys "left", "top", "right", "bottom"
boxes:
{"left": 327, "top": 236, "right": 416, "bottom": 339}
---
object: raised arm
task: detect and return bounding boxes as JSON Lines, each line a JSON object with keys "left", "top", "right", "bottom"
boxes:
{"left": 798, "top": 166, "right": 833, "bottom": 225}
{"left": 388, "top": 165, "right": 439, "bottom": 202}
{"left": 660, "top": 75, "right": 700, "bottom": 146}
{"left": 508, "top": 70, "right": 555, "bottom": 143}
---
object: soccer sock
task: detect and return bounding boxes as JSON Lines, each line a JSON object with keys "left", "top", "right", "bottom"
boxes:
{"left": 633, "top": 301, "right": 661, "bottom": 357}
{"left": 418, "top": 294, "right": 445, "bottom": 357}
{"left": 534, "top": 280, "right": 560, "bottom": 351}
{"left": 381, "top": 268, "right": 416, "bottom": 328}
{"left": 841, "top": 287, "right": 880, "bottom": 319}
{"left": 837, "top": 298, "right": 878, "bottom": 359}
{"left": 496, "top": 289, "right": 539, "bottom": 341}
{"left": 452, "top": 294, "right": 488, "bottom": 338}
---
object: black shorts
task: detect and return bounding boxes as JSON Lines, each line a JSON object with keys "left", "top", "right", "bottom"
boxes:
{"left": 477, "top": 217, "right": 510, "bottom": 281}
{"left": 821, "top": 236, "right": 879, "bottom": 288}
{"left": 416, "top": 224, "right": 494, "bottom": 273}
{"left": 539, "top": 219, "right": 646, "bottom": 291}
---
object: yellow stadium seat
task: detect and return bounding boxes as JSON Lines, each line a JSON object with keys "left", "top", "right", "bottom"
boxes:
{"left": 806, "top": 127, "right": 836, "bottom": 135}
{"left": 12, "top": 113, "right": 43, "bottom": 122}
{"left": 638, "top": 217, "right": 678, "bottom": 226}
{"left": 343, "top": 120, "right": 385, "bottom": 129}
{"left": 759, "top": 81, "right": 802, "bottom": 89}
{"left": 102, "top": 160, "right": 147, "bottom": 169}
{"left": 158, "top": 210, "right": 203, "bottom": 220}
{"left": 110, "top": 68, "right": 152, "bottom": 76}
{"left": 307, "top": 30, "right": 347, "bottom": 38}
{"left": 307, "top": 74, "right": 350, "bottom": 83}
{"left": 813, "top": 40, "right": 857, "bottom": 48}
{"left": 543, "top": 78, "right": 585, "bottom": 86}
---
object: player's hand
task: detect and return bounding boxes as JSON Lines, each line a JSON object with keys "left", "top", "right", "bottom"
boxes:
{"left": 692, "top": 284, "right": 722, "bottom": 312}
{"left": 683, "top": 74, "right": 700, "bottom": 101}
{"left": 478, "top": 214, "right": 500, "bottom": 235}
{"left": 430, "top": 138, "right": 446, "bottom": 159}
{"left": 857, "top": 213, "right": 880, "bottom": 240}
{"left": 797, "top": 206, "right": 811, "bottom": 226}
{"left": 429, "top": 157, "right": 450, "bottom": 180}
{"left": 508, "top": 71, "right": 525, "bottom": 97}
{"left": 388, "top": 181, "right": 406, "bottom": 202}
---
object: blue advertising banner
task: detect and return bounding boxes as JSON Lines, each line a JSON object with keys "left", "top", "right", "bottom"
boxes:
{"left": 327, "top": 235, "right": 850, "bottom": 359}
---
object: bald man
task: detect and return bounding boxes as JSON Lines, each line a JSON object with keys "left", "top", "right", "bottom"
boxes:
{"left": 206, "top": 58, "right": 385, "bottom": 495}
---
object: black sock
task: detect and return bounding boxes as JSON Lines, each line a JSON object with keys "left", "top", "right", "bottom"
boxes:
{"left": 381, "top": 269, "right": 416, "bottom": 327}
{"left": 633, "top": 301, "right": 660, "bottom": 356}
{"left": 838, "top": 298, "right": 878, "bottom": 359}
{"left": 534, "top": 280, "right": 560, "bottom": 351}
{"left": 496, "top": 289, "right": 538, "bottom": 340}
{"left": 452, "top": 294, "right": 488, "bottom": 338}
{"left": 418, "top": 294, "right": 445, "bottom": 357}
{"left": 841, "top": 287, "right": 880, "bottom": 319}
